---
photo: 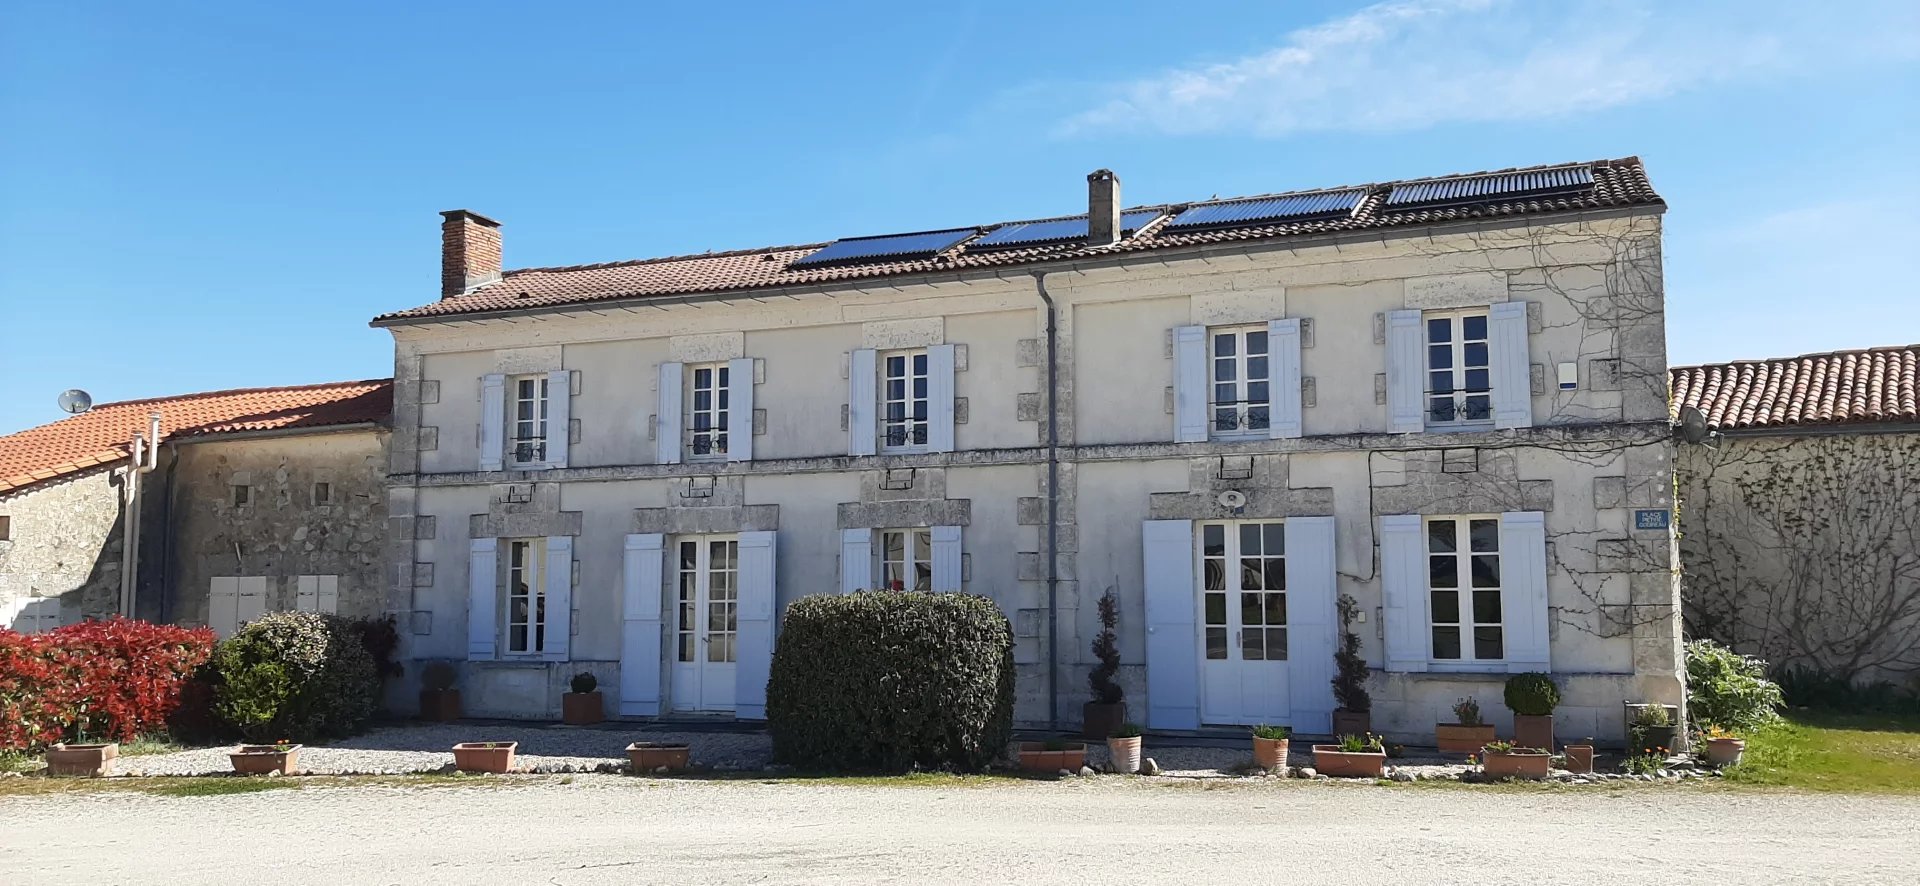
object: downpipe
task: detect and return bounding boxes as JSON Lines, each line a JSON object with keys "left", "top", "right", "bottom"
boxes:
{"left": 1032, "top": 273, "right": 1061, "bottom": 731}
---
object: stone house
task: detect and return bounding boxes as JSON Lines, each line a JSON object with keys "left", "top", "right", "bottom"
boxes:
{"left": 0, "top": 381, "right": 392, "bottom": 636}
{"left": 1673, "top": 345, "right": 1920, "bottom": 690}
{"left": 372, "top": 157, "right": 1681, "bottom": 742}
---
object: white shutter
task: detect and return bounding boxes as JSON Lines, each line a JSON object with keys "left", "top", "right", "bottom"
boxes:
{"left": 1499, "top": 511, "right": 1551, "bottom": 672}
{"left": 1172, "top": 326, "right": 1208, "bottom": 443}
{"left": 656, "top": 362, "right": 684, "bottom": 465}
{"left": 839, "top": 528, "right": 872, "bottom": 593}
{"left": 1489, "top": 301, "right": 1533, "bottom": 430}
{"left": 1385, "top": 310, "right": 1425, "bottom": 433}
{"left": 1284, "top": 516, "right": 1337, "bottom": 734}
{"left": 620, "top": 533, "right": 666, "bottom": 716}
{"left": 468, "top": 538, "right": 498, "bottom": 661}
{"left": 479, "top": 374, "right": 506, "bottom": 471}
{"left": 28, "top": 598, "right": 61, "bottom": 633}
{"left": 848, "top": 349, "right": 877, "bottom": 456}
{"left": 209, "top": 578, "right": 238, "bottom": 639}
{"left": 1268, "top": 318, "right": 1303, "bottom": 439}
{"left": 542, "top": 536, "right": 573, "bottom": 661}
{"left": 545, "top": 370, "right": 572, "bottom": 467}
{"left": 727, "top": 357, "right": 754, "bottom": 462}
{"left": 1142, "top": 519, "right": 1199, "bottom": 730}
{"left": 927, "top": 344, "right": 957, "bottom": 453}
{"left": 317, "top": 575, "right": 339, "bottom": 615}
{"left": 237, "top": 577, "right": 267, "bottom": 627}
{"left": 735, "top": 530, "right": 777, "bottom": 720}
{"left": 930, "top": 525, "right": 962, "bottom": 592}
{"left": 1380, "top": 514, "right": 1429, "bottom": 672}
{"left": 295, "top": 575, "right": 318, "bottom": 612}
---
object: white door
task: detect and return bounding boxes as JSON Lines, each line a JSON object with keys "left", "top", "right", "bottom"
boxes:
{"left": 670, "top": 536, "right": 739, "bottom": 713}
{"left": 1197, "top": 521, "right": 1292, "bottom": 725}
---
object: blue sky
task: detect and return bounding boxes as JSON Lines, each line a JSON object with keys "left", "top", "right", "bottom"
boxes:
{"left": 2, "top": 0, "right": 1916, "bottom": 434}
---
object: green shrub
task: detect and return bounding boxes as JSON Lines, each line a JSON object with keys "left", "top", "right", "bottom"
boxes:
{"left": 1251, "top": 724, "right": 1290, "bottom": 740}
{"left": 1685, "top": 639, "right": 1784, "bottom": 733}
{"left": 767, "top": 591, "right": 1014, "bottom": 772}
{"left": 1772, "top": 664, "right": 1919, "bottom": 714}
{"left": 210, "top": 612, "right": 379, "bottom": 742}
{"left": 1503, "top": 672, "right": 1561, "bottom": 717}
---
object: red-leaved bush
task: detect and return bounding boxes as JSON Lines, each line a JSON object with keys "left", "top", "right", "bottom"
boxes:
{"left": 0, "top": 618, "right": 215, "bottom": 751}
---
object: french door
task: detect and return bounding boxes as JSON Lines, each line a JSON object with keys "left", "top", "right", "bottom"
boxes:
{"left": 1197, "top": 521, "right": 1291, "bottom": 725}
{"left": 670, "top": 535, "right": 738, "bottom": 713}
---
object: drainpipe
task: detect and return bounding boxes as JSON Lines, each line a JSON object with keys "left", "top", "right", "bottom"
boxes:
{"left": 119, "top": 413, "right": 161, "bottom": 618}
{"left": 157, "top": 442, "right": 179, "bottom": 624}
{"left": 1032, "top": 272, "right": 1061, "bottom": 731}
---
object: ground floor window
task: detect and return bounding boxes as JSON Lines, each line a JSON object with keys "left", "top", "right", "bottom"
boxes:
{"left": 506, "top": 539, "right": 548, "bottom": 654}
{"left": 880, "top": 528, "right": 933, "bottom": 592}
{"left": 1427, "top": 516, "right": 1502, "bottom": 662}
{"left": 1198, "top": 521, "right": 1287, "bottom": 661}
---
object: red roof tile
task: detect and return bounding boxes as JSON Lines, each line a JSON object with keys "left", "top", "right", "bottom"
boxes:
{"left": 0, "top": 380, "right": 392, "bottom": 494}
{"left": 376, "top": 157, "right": 1662, "bottom": 324}
{"left": 1670, "top": 346, "right": 1920, "bottom": 431}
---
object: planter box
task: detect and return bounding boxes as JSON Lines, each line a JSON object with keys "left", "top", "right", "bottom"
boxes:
{"left": 230, "top": 745, "right": 301, "bottom": 775}
{"left": 420, "top": 689, "right": 462, "bottom": 722}
{"left": 1107, "top": 736, "right": 1142, "bottom": 774}
{"left": 1514, "top": 714, "right": 1554, "bottom": 752}
{"left": 45, "top": 743, "right": 117, "bottom": 777}
{"left": 1563, "top": 744, "right": 1595, "bottom": 774}
{"left": 1436, "top": 723, "right": 1497, "bottom": 754}
{"left": 1311, "top": 745, "right": 1386, "bottom": 778}
{"left": 562, "top": 691, "right": 604, "bottom": 726}
{"left": 1017, "top": 742, "right": 1087, "bottom": 773}
{"left": 1332, "top": 709, "right": 1371, "bottom": 738}
{"left": 1629, "top": 724, "right": 1679, "bottom": 756}
{"left": 626, "top": 742, "right": 691, "bottom": 772}
{"left": 1705, "top": 737, "right": 1746, "bottom": 767}
{"left": 452, "top": 742, "right": 518, "bottom": 774}
{"left": 1081, "top": 702, "right": 1127, "bottom": 740}
{"left": 1481, "top": 749, "right": 1552, "bottom": 779}
{"left": 1252, "top": 737, "right": 1289, "bottom": 770}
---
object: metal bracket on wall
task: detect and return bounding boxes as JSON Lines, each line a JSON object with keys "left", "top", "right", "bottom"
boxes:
{"left": 680, "top": 477, "right": 716, "bottom": 499}
{"left": 881, "top": 468, "right": 916, "bottom": 491}
{"left": 502, "top": 485, "right": 533, "bottom": 504}
{"left": 1216, "top": 456, "right": 1254, "bottom": 481}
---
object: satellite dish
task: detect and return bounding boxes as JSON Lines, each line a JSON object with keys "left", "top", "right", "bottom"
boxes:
{"left": 57, "top": 389, "right": 93, "bottom": 415}
{"left": 1217, "top": 489, "right": 1248, "bottom": 509}
{"left": 1676, "top": 405, "right": 1712, "bottom": 445}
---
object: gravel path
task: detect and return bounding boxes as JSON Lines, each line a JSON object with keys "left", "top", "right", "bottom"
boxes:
{"left": 4, "top": 775, "right": 1915, "bottom": 885}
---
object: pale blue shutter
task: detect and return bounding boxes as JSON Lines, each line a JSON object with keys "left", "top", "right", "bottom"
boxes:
{"left": 1489, "top": 301, "right": 1533, "bottom": 430}
{"left": 734, "top": 530, "right": 777, "bottom": 720}
{"left": 655, "top": 362, "right": 683, "bottom": 465}
{"left": 467, "top": 538, "right": 498, "bottom": 661}
{"left": 848, "top": 349, "right": 877, "bottom": 456}
{"left": 1143, "top": 519, "right": 1199, "bottom": 730}
{"left": 544, "top": 370, "right": 571, "bottom": 468}
{"left": 1379, "top": 514, "right": 1428, "bottom": 672}
{"left": 1499, "top": 511, "right": 1551, "bottom": 672}
{"left": 1385, "top": 310, "right": 1425, "bottom": 433}
{"left": 727, "top": 357, "right": 754, "bottom": 462}
{"left": 1284, "top": 516, "right": 1337, "bottom": 734}
{"left": 542, "top": 536, "right": 573, "bottom": 662}
{"left": 927, "top": 344, "right": 956, "bottom": 453}
{"left": 839, "top": 528, "right": 872, "bottom": 593}
{"left": 479, "top": 374, "right": 506, "bottom": 471}
{"left": 930, "top": 525, "right": 962, "bottom": 592}
{"left": 619, "top": 533, "right": 665, "bottom": 717}
{"left": 208, "top": 577, "right": 238, "bottom": 640}
{"left": 1173, "top": 326, "right": 1208, "bottom": 443}
{"left": 1268, "top": 318, "right": 1303, "bottom": 439}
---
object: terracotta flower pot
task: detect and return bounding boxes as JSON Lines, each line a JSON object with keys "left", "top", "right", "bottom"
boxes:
{"left": 1252, "top": 736, "right": 1290, "bottom": 770}
{"left": 1514, "top": 714, "right": 1555, "bottom": 752}
{"left": 1436, "top": 723, "right": 1497, "bottom": 754}
{"left": 1481, "top": 748, "right": 1552, "bottom": 779}
{"left": 1332, "top": 709, "right": 1371, "bottom": 738}
{"left": 1705, "top": 737, "right": 1746, "bottom": 767}
{"left": 45, "top": 743, "right": 117, "bottom": 777}
{"left": 1081, "top": 702, "right": 1127, "bottom": 740}
{"left": 626, "top": 742, "right": 691, "bottom": 772}
{"left": 419, "top": 688, "right": 462, "bottom": 722}
{"left": 1563, "top": 744, "right": 1595, "bottom": 774}
{"left": 1017, "top": 742, "right": 1087, "bottom": 773}
{"left": 1107, "top": 736, "right": 1142, "bottom": 774}
{"left": 1311, "top": 745, "right": 1386, "bottom": 778}
{"left": 562, "top": 691, "right": 604, "bottom": 725}
{"left": 230, "top": 745, "right": 301, "bottom": 775}
{"left": 452, "top": 742, "right": 518, "bottom": 774}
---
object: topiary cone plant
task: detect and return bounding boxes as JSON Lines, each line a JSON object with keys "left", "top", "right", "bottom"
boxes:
{"left": 1331, "top": 594, "right": 1372, "bottom": 738}
{"left": 1083, "top": 587, "right": 1127, "bottom": 740}
{"left": 1504, "top": 672, "right": 1560, "bottom": 752}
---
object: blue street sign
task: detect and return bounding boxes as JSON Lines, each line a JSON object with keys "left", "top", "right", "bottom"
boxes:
{"left": 1634, "top": 509, "right": 1671, "bottom": 531}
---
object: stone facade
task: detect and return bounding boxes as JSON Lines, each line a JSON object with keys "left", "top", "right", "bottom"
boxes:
{"left": 0, "top": 467, "right": 127, "bottom": 628}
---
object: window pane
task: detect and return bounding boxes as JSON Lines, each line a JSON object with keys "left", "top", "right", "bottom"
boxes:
{"left": 1202, "top": 524, "right": 1225, "bottom": 556}
{"left": 1247, "top": 380, "right": 1268, "bottom": 403}
{"left": 1239, "top": 523, "right": 1261, "bottom": 553}
{"left": 1214, "top": 409, "right": 1238, "bottom": 431}
{"left": 1427, "top": 318, "right": 1452, "bottom": 343}
{"left": 1267, "top": 628, "right": 1288, "bottom": 660}
{"left": 1429, "top": 555, "right": 1458, "bottom": 589}
{"left": 1214, "top": 334, "right": 1236, "bottom": 357}
{"left": 884, "top": 531, "right": 904, "bottom": 559}
{"left": 1432, "top": 626, "right": 1461, "bottom": 659}
{"left": 510, "top": 625, "right": 528, "bottom": 652}
{"left": 1242, "top": 630, "right": 1264, "bottom": 661}
{"left": 1247, "top": 357, "right": 1267, "bottom": 381}
{"left": 1428, "top": 520, "right": 1457, "bottom": 553}
{"left": 914, "top": 561, "right": 932, "bottom": 592}
{"left": 678, "top": 633, "right": 694, "bottom": 662}
{"left": 1430, "top": 589, "right": 1460, "bottom": 623}
{"left": 709, "top": 633, "right": 727, "bottom": 662}
{"left": 1242, "top": 592, "right": 1263, "bottom": 626}
{"left": 1263, "top": 523, "right": 1284, "bottom": 554}
{"left": 1266, "top": 558, "right": 1286, "bottom": 591}
{"left": 1430, "top": 371, "right": 1454, "bottom": 394}
{"left": 693, "top": 390, "right": 710, "bottom": 411}
{"left": 1265, "top": 593, "right": 1287, "bottom": 625}
{"left": 511, "top": 597, "right": 529, "bottom": 622}
{"left": 913, "top": 378, "right": 927, "bottom": 398}
{"left": 1465, "top": 369, "right": 1489, "bottom": 393}
{"left": 1471, "top": 555, "right": 1501, "bottom": 588}
{"left": 680, "top": 602, "right": 694, "bottom": 630}
{"left": 1429, "top": 399, "right": 1457, "bottom": 422}
{"left": 1469, "top": 519, "right": 1500, "bottom": 552}
{"left": 1247, "top": 331, "right": 1267, "bottom": 353}
{"left": 1474, "top": 626, "right": 1504, "bottom": 660}
{"left": 1240, "top": 559, "right": 1263, "bottom": 591}
{"left": 1205, "top": 592, "right": 1226, "bottom": 626}
{"left": 1215, "top": 382, "right": 1236, "bottom": 403}
{"left": 1215, "top": 359, "right": 1237, "bottom": 382}
{"left": 693, "top": 367, "right": 711, "bottom": 387}
{"left": 1429, "top": 345, "right": 1453, "bottom": 369}
{"left": 1462, "top": 315, "right": 1487, "bottom": 340}
{"left": 1464, "top": 342, "right": 1488, "bottom": 368}
{"left": 1204, "top": 560, "right": 1225, "bottom": 592}
{"left": 913, "top": 353, "right": 927, "bottom": 373}
{"left": 1473, "top": 590, "right": 1502, "bottom": 624}
{"left": 1205, "top": 627, "right": 1228, "bottom": 660}
{"left": 1463, "top": 395, "right": 1492, "bottom": 420}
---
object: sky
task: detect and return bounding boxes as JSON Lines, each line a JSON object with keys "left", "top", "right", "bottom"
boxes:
{"left": 2, "top": 0, "right": 1916, "bottom": 435}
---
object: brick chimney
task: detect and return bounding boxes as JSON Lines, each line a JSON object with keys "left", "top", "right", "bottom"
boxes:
{"left": 1087, "top": 169, "right": 1121, "bottom": 246}
{"left": 440, "top": 209, "right": 502, "bottom": 298}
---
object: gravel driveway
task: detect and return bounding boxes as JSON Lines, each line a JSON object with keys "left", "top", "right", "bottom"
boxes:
{"left": 4, "top": 776, "right": 1915, "bottom": 885}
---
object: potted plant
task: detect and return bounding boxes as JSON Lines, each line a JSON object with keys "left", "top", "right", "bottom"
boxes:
{"left": 230, "top": 738, "right": 302, "bottom": 775}
{"left": 1082, "top": 587, "right": 1126, "bottom": 740}
{"left": 1251, "top": 724, "right": 1290, "bottom": 771}
{"left": 1702, "top": 725, "right": 1746, "bottom": 767}
{"left": 1504, "top": 672, "right": 1560, "bottom": 752}
{"left": 563, "top": 671, "right": 603, "bottom": 725}
{"left": 1311, "top": 733, "right": 1387, "bottom": 778}
{"left": 626, "top": 741, "right": 692, "bottom": 772}
{"left": 419, "top": 661, "right": 461, "bottom": 722}
{"left": 1436, "top": 697, "right": 1496, "bottom": 754}
{"left": 452, "top": 741, "right": 518, "bottom": 773}
{"left": 1627, "top": 703, "right": 1678, "bottom": 756}
{"left": 1017, "top": 738, "right": 1088, "bottom": 773}
{"left": 45, "top": 741, "right": 118, "bottom": 778}
{"left": 1108, "top": 722, "right": 1144, "bottom": 774}
{"left": 1330, "top": 594, "right": 1372, "bottom": 737}
{"left": 1563, "top": 738, "right": 1595, "bottom": 774}
{"left": 1479, "top": 740, "right": 1552, "bottom": 779}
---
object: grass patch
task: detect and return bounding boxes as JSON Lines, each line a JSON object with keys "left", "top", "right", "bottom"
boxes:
{"left": 1721, "top": 710, "right": 1920, "bottom": 794}
{"left": 142, "top": 778, "right": 300, "bottom": 798}
{"left": 121, "top": 734, "right": 187, "bottom": 756}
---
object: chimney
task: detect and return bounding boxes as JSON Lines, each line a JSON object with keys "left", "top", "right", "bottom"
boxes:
{"left": 440, "top": 209, "right": 502, "bottom": 298}
{"left": 1087, "top": 169, "right": 1121, "bottom": 246}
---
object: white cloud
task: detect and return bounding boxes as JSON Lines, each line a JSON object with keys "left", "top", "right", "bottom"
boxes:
{"left": 1057, "top": 0, "right": 1918, "bottom": 138}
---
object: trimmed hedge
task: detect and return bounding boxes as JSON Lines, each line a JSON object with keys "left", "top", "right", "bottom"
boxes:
{"left": 0, "top": 618, "right": 215, "bottom": 751}
{"left": 210, "top": 611, "right": 379, "bottom": 742}
{"left": 767, "top": 591, "right": 1014, "bottom": 772}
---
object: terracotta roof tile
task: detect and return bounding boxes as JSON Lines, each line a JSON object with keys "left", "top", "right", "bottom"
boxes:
{"left": 0, "top": 379, "right": 392, "bottom": 494}
{"left": 1670, "top": 346, "right": 1920, "bottom": 431}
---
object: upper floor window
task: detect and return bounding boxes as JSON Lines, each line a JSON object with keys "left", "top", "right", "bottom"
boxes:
{"left": 687, "top": 363, "right": 732, "bottom": 460}
{"left": 510, "top": 375, "right": 550, "bottom": 466}
{"left": 1427, "top": 516, "right": 1502, "bottom": 663}
{"left": 1426, "top": 312, "right": 1491, "bottom": 426}
{"left": 506, "top": 538, "right": 549, "bottom": 655}
{"left": 1210, "top": 326, "right": 1270, "bottom": 437}
{"left": 881, "top": 350, "right": 929, "bottom": 452}
{"left": 880, "top": 528, "right": 933, "bottom": 591}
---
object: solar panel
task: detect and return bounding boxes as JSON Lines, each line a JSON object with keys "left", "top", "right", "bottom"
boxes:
{"left": 1163, "top": 189, "right": 1365, "bottom": 231}
{"left": 1384, "top": 165, "right": 1594, "bottom": 210}
{"left": 789, "top": 228, "right": 976, "bottom": 268}
{"left": 969, "top": 209, "right": 1164, "bottom": 250}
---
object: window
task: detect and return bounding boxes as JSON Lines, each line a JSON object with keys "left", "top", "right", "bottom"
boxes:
{"left": 231, "top": 484, "right": 249, "bottom": 507}
{"left": 1199, "top": 522, "right": 1287, "bottom": 661}
{"left": 1210, "top": 327, "right": 1270, "bottom": 436}
{"left": 676, "top": 538, "right": 738, "bottom": 664}
{"left": 312, "top": 482, "right": 332, "bottom": 505}
{"left": 1427, "top": 517, "right": 1502, "bottom": 662}
{"left": 880, "top": 350, "right": 929, "bottom": 451}
{"left": 510, "top": 375, "right": 549, "bottom": 466}
{"left": 687, "top": 363, "right": 731, "bottom": 459}
{"left": 506, "top": 539, "right": 548, "bottom": 654}
{"left": 0, "top": 515, "right": 10, "bottom": 542}
{"left": 1426, "top": 312, "right": 1492, "bottom": 425}
{"left": 879, "top": 528, "right": 933, "bottom": 591}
